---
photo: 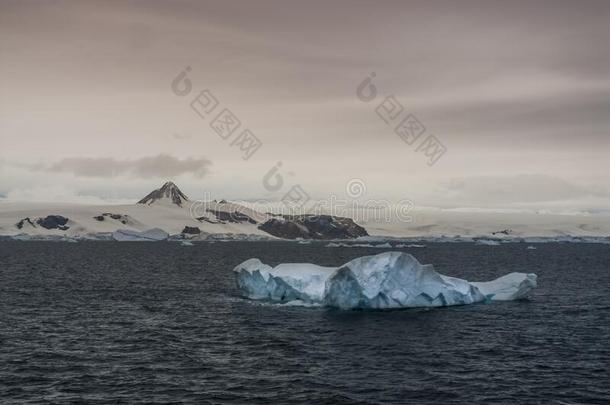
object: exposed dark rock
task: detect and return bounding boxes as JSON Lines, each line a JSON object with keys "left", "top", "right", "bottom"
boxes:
{"left": 138, "top": 181, "right": 189, "bottom": 207}
{"left": 206, "top": 209, "right": 257, "bottom": 224}
{"left": 36, "top": 215, "right": 70, "bottom": 230}
{"left": 95, "top": 213, "right": 131, "bottom": 224}
{"left": 16, "top": 217, "right": 36, "bottom": 229}
{"left": 258, "top": 215, "right": 368, "bottom": 240}
{"left": 182, "top": 226, "right": 201, "bottom": 234}
{"left": 258, "top": 218, "right": 309, "bottom": 239}
{"left": 195, "top": 216, "right": 219, "bottom": 224}
{"left": 492, "top": 229, "right": 513, "bottom": 235}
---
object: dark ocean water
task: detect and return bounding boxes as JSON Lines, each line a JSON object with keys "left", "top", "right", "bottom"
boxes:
{"left": 0, "top": 241, "right": 608, "bottom": 404}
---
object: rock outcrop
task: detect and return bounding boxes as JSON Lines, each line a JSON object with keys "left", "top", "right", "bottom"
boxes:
{"left": 182, "top": 226, "right": 201, "bottom": 234}
{"left": 17, "top": 215, "right": 70, "bottom": 230}
{"left": 258, "top": 215, "right": 368, "bottom": 240}
{"left": 15, "top": 217, "right": 36, "bottom": 230}
{"left": 37, "top": 215, "right": 70, "bottom": 230}
{"left": 93, "top": 213, "right": 132, "bottom": 225}
{"left": 206, "top": 209, "right": 257, "bottom": 224}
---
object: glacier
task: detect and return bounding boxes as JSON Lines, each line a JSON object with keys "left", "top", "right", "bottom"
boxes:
{"left": 233, "top": 251, "right": 537, "bottom": 309}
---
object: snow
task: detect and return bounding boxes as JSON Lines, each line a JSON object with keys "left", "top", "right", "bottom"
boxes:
{"left": 234, "top": 251, "right": 537, "bottom": 309}
{"left": 2, "top": 190, "right": 610, "bottom": 241}
{"left": 0, "top": 179, "right": 269, "bottom": 239}
{"left": 0, "top": 200, "right": 270, "bottom": 239}
{"left": 357, "top": 207, "right": 610, "bottom": 239}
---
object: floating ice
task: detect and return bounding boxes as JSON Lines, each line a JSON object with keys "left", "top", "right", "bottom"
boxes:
{"left": 112, "top": 228, "right": 169, "bottom": 241}
{"left": 326, "top": 242, "right": 393, "bottom": 248}
{"left": 234, "top": 251, "right": 537, "bottom": 309}
{"left": 471, "top": 272, "right": 538, "bottom": 301}
{"left": 476, "top": 239, "right": 501, "bottom": 246}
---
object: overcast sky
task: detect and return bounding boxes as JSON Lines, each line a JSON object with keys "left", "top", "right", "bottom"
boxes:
{"left": 1, "top": 0, "right": 609, "bottom": 211}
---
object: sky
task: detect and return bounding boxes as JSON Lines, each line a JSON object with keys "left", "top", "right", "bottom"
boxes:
{"left": 1, "top": 0, "right": 609, "bottom": 212}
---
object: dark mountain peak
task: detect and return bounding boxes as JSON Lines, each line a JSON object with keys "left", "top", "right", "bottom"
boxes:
{"left": 138, "top": 181, "right": 189, "bottom": 207}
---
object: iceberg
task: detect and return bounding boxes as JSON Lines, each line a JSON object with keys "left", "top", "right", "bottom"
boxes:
{"left": 112, "top": 228, "right": 169, "bottom": 241}
{"left": 397, "top": 243, "right": 426, "bottom": 248}
{"left": 325, "top": 242, "right": 394, "bottom": 248}
{"left": 471, "top": 273, "right": 538, "bottom": 301}
{"left": 476, "top": 239, "right": 501, "bottom": 246}
{"left": 233, "top": 251, "right": 537, "bottom": 309}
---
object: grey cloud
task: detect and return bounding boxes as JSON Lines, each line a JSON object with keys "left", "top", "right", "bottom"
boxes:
{"left": 416, "top": 78, "right": 610, "bottom": 144}
{"left": 442, "top": 175, "right": 604, "bottom": 205}
{"left": 45, "top": 154, "right": 211, "bottom": 179}
{"left": 169, "top": 132, "right": 191, "bottom": 140}
{"left": 1, "top": 0, "right": 609, "bottom": 208}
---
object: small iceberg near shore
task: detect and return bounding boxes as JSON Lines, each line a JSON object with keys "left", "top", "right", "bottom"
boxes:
{"left": 476, "top": 239, "right": 502, "bottom": 246}
{"left": 112, "top": 228, "right": 169, "bottom": 241}
{"left": 234, "top": 252, "right": 537, "bottom": 310}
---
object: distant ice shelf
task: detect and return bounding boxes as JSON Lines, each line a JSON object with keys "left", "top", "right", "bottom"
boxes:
{"left": 233, "top": 251, "right": 537, "bottom": 310}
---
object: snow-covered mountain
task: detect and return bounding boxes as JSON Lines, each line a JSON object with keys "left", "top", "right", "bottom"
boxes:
{"left": 0, "top": 181, "right": 367, "bottom": 240}
{"left": 1, "top": 181, "right": 610, "bottom": 241}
